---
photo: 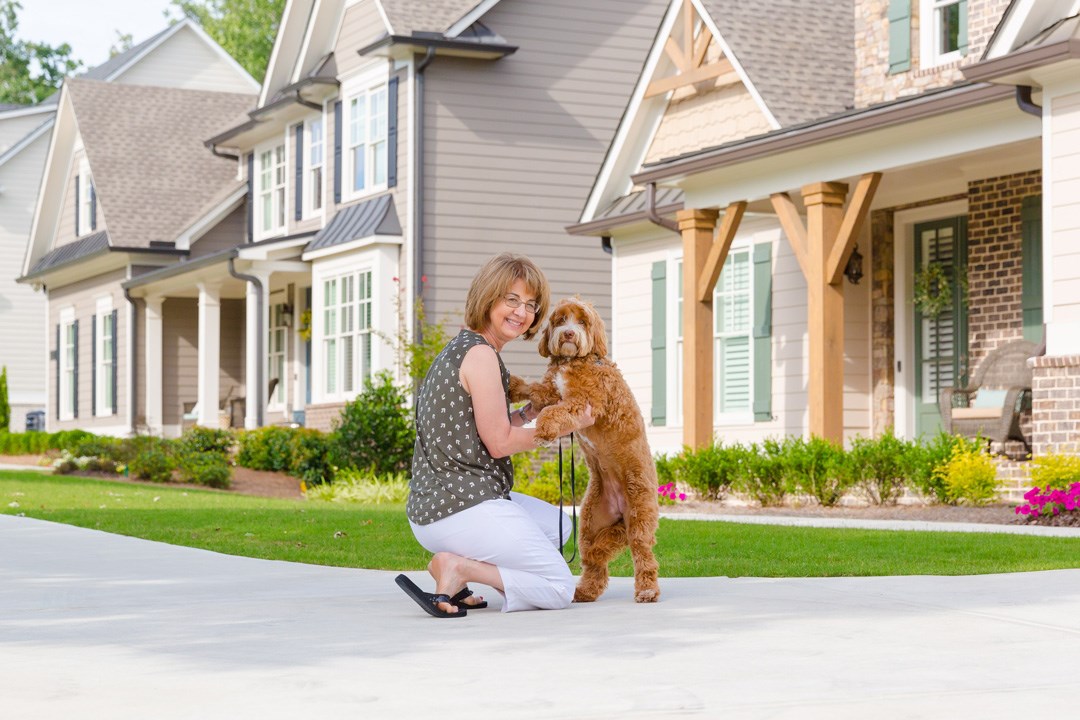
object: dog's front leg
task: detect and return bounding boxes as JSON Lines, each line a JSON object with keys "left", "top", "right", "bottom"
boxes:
{"left": 533, "top": 393, "right": 590, "bottom": 443}
{"left": 508, "top": 375, "right": 533, "bottom": 404}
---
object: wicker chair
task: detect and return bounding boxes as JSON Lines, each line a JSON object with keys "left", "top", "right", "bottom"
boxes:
{"left": 939, "top": 340, "right": 1038, "bottom": 453}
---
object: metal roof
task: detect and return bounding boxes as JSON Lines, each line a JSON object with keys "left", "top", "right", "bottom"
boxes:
{"left": 305, "top": 194, "right": 402, "bottom": 252}
{"left": 24, "top": 231, "right": 111, "bottom": 278}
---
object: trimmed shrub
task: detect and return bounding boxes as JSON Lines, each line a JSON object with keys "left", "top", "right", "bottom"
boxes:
{"left": 48, "top": 429, "right": 95, "bottom": 452}
{"left": 236, "top": 426, "right": 294, "bottom": 472}
{"left": 0, "top": 366, "right": 9, "bottom": 432}
{"left": 177, "top": 451, "right": 231, "bottom": 489}
{"left": 675, "top": 443, "right": 743, "bottom": 501}
{"left": 130, "top": 447, "right": 177, "bottom": 484}
{"left": 330, "top": 371, "right": 414, "bottom": 475}
{"left": 934, "top": 444, "right": 998, "bottom": 505}
{"left": 1028, "top": 451, "right": 1080, "bottom": 492}
{"left": 909, "top": 432, "right": 983, "bottom": 503}
{"left": 289, "top": 428, "right": 334, "bottom": 485}
{"left": 733, "top": 439, "right": 789, "bottom": 506}
{"left": 176, "top": 426, "right": 234, "bottom": 456}
{"left": 782, "top": 436, "right": 852, "bottom": 507}
{"left": 0, "top": 431, "right": 51, "bottom": 455}
{"left": 848, "top": 430, "right": 913, "bottom": 505}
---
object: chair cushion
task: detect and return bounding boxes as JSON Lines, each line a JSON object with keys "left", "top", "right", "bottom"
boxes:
{"left": 952, "top": 407, "right": 1003, "bottom": 420}
{"left": 971, "top": 388, "right": 1008, "bottom": 408}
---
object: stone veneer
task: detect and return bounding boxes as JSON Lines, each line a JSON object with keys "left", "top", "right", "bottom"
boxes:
{"left": 854, "top": 0, "right": 1011, "bottom": 109}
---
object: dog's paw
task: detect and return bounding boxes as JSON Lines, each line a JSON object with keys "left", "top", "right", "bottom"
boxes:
{"left": 573, "top": 588, "right": 600, "bottom": 603}
{"left": 634, "top": 587, "right": 660, "bottom": 603}
{"left": 533, "top": 412, "right": 561, "bottom": 443}
{"left": 508, "top": 375, "right": 532, "bottom": 403}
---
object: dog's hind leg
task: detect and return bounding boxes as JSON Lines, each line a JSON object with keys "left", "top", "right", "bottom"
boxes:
{"left": 624, "top": 476, "right": 661, "bottom": 603}
{"left": 574, "top": 521, "right": 626, "bottom": 603}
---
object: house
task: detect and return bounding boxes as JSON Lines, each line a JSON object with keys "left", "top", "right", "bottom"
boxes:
{"left": 117, "top": 0, "right": 668, "bottom": 435}
{"left": 567, "top": 0, "right": 1070, "bottom": 496}
{"left": 15, "top": 22, "right": 259, "bottom": 435}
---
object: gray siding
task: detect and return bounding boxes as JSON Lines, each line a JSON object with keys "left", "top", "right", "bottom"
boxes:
{"left": 421, "top": 0, "right": 667, "bottom": 378}
{"left": 334, "top": 1, "right": 389, "bottom": 78}
{"left": 190, "top": 205, "right": 246, "bottom": 259}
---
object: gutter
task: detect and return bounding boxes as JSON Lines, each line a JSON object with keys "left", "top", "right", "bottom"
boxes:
{"left": 565, "top": 200, "right": 684, "bottom": 236}
{"left": 645, "top": 181, "right": 678, "bottom": 233}
{"left": 358, "top": 34, "right": 517, "bottom": 60}
{"left": 413, "top": 47, "right": 436, "bottom": 345}
{"left": 228, "top": 257, "right": 264, "bottom": 428}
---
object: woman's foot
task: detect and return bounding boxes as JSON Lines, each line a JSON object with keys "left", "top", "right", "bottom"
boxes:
{"left": 428, "top": 552, "right": 478, "bottom": 614}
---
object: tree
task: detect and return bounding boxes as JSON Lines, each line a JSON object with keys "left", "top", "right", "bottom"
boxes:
{"left": 170, "top": 0, "right": 286, "bottom": 82}
{"left": 109, "top": 31, "right": 134, "bottom": 58}
{"left": 0, "top": 366, "right": 10, "bottom": 433}
{"left": 0, "top": 0, "right": 83, "bottom": 105}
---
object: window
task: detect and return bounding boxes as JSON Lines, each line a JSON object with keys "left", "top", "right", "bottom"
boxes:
{"left": 322, "top": 270, "right": 373, "bottom": 398}
{"left": 346, "top": 83, "right": 388, "bottom": 196}
{"left": 713, "top": 251, "right": 752, "bottom": 415}
{"left": 59, "top": 312, "right": 76, "bottom": 420}
{"left": 95, "top": 300, "right": 115, "bottom": 416}
{"left": 258, "top": 142, "right": 286, "bottom": 236}
{"left": 921, "top": 0, "right": 966, "bottom": 66}
{"left": 77, "top": 161, "right": 95, "bottom": 236}
{"left": 306, "top": 117, "right": 324, "bottom": 214}
{"left": 269, "top": 303, "right": 288, "bottom": 406}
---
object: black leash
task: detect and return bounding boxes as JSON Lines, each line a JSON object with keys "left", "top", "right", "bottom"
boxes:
{"left": 558, "top": 432, "right": 578, "bottom": 563}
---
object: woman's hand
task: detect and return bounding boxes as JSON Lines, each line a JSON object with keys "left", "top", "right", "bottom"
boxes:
{"left": 571, "top": 403, "right": 595, "bottom": 433}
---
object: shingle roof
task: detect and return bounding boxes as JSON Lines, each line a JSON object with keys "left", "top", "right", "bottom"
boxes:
{"left": 700, "top": 0, "right": 854, "bottom": 128}
{"left": 66, "top": 79, "right": 256, "bottom": 249}
{"left": 306, "top": 193, "right": 402, "bottom": 252}
{"left": 81, "top": 25, "right": 177, "bottom": 81}
{"left": 25, "top": 230, "right": 110, "bottom": 277}
{"left": 381, "top": 0, "right": 487, "bottom": 36}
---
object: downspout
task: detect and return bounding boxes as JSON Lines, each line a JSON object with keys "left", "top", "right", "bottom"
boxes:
{"left": 645, "top": 181, "right": 679, "bottom": 233}
{"left": 122, "top": 288, "right": 138, "bottom": 434}
{"left": 414, "top": 47, "right": 437, "bottom": 344}
{"left": 1016, "top": 85, "right": 1042, "bottom": 117}
{"left": 209, "top": 144, "right": 241, "bottom": 160}
{"left": 295, "top": 89, "right": 323, "bottom": 111}
{"left": 228, "top": 257, "right": 264, "bottom": 427}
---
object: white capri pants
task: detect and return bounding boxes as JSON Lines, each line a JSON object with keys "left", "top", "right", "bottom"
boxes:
{"left": 409, "top": 492, "right": 575, "bottom": 612}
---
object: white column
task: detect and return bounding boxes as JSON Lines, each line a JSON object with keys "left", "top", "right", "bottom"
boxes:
{"left": 243, "top": 271, "right": 271, "bottom": 429}
{"left": 144, "top": 296, "right": 164, "bottom": 436}
{"left": 197, "top": 283, "right": 221, "bottom": 428}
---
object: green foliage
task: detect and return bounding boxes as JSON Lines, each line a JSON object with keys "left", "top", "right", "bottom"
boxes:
{"left": 1029, "top": 451, "right": 1080, "bottom": 492}
{"left": 176, "top": 426, "right": 234, "bottom": 456}
{"left": 909, "top": 431, "right": 983, "bottom": 503}
{"left": 733, "top": 439, "right": 789, "bottom": 507}
{"left": 0, "top": 366, "right": 9, "bottom": 432}
{"left": 0, "top": 1, "right": 83, "bottom": 104}
{"left": 169, "top": 0, "right": 285, "bottom": 81}
{"left": 403, "top": 297, "right": 450, "bottom": 388}
{"left": 658, "top": 443, "right": 744, "bottom": 501}
{"left": 288, "top": 428, "right": 334, "bottom": 485}
{"left": 305, "top": 469, "right": 409, "bottom": 504}
{"left": 847, "top": 429, "right": 914, "bottom": 505}
{"left": 176, "top": 451, "right": 231, "bottom": 489}
{"left": 236, "top": 426, "right": 334, "bottom": 485}
{"left": 0, "top": 431, "right": 51, "bottom": 455}
{"left": 511, "top": 447, "right": 589, "bottom": 504}
{"left": 130, "top": 447, "right": 177, "bottom": 484}
{"left": 330, "top": 372, "right": 414, "bottom": 475}
{"left": 781, "top": 436, "right": 853, "bottom": 507}
{"left": 933, "top": 444, "right": 998, "bottom": 505}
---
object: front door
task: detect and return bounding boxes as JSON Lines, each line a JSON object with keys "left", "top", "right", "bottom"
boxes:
{"left": 914, "top": 216, "right": 968, "bottom": 438}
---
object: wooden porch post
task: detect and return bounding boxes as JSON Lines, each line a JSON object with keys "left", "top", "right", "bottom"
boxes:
{"left": 677, "top": 208, "right": 719, "bottom": 449}
{"left": 802, "top": 182, "right": 848, "bottom": 442}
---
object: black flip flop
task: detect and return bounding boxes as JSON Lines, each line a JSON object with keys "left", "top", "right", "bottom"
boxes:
{"left": 395, "top": 574, "right": 468, "bottom": 618}
{"left": 451, "top": 586, "right": 488, "bottom": 610}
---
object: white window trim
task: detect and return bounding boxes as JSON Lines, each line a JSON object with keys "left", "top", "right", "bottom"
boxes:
{"left": 341, "top": 64, "right": 390, "bottom": 203}
{"left": 304, "top": 113, "right": 326, "bottom": 220}
{"left": 254, "top": 136, "right": 288, "bottom": 240}
{"left": 77, "top": 159, "right": 93, "bottom": 237}
{"left": 59, "top": 307, "right": 75, "bottom": 421}
{"left": 919, "top": 0, "right": 964, "bottom": 69}
{"left": 95, "top": 297, "right": 114, "bottom": 417}
{"left": 268, "top": 302, "right": 288, "bottom": 410}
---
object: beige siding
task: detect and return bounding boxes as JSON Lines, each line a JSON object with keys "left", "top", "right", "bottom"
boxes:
{"left": 47, "top": 269, "right": 128, "bottom": 433}
{"left": 0, "top": 131, "right": 49, "bottom": 425}
{"left": 117, "top": 25, "right": 256, "bottom": 93}
{"left": 0, "top": 112, "right": 49, "bottom": 153}
{"left": 421, "top": 0, "right": 668, "bottom": 379}
{"left": 162, "top": 298, "right": 245, "bottom": 427}
{"left": 190, "top": 206, "right": 246, "bottom": 259}
{"left": 646, "top": 81, "right": 772, "bottom": 164}
{"left": 1050, "top": 90, "right": 1080, "bottom": 325}
{"left": 334, "top": 1, "right": 389, "bottom": 78}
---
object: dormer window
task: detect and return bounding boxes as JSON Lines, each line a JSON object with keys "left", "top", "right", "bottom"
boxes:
{"left": 920, "top": 0, "right": 967, "bottom": 68}
{"left": 257, "top": 140, "right": 286, "bottom": 238}
{"left": 75, "top": 159, "right": 96, "bottom": 237}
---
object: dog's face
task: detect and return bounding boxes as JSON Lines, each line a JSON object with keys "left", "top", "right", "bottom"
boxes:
{"left": 538, "top": 298, "right": 608, "bottom": 359}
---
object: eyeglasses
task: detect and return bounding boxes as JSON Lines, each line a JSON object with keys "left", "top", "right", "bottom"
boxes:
{"left": 503, "top": 295, "right": 540, "bottom": 314}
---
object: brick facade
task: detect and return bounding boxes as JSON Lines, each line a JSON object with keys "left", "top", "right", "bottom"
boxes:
{"left": 854, "top": 0, "right": 1011, "bottom": 109}
{"left": 304, "top": 402, "right": 345, "bottom": 433}
{"left": 1029, "top": 355, "right": 1080, "bottom": 459}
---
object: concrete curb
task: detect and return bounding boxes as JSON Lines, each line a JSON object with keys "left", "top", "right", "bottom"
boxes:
{"left": 660, "top": 511, "right": 1080, "bottom": 536}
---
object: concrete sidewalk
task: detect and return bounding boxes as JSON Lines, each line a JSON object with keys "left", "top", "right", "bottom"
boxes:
{"left": 3, "top": 514, "right": 1080, "bottom": 719}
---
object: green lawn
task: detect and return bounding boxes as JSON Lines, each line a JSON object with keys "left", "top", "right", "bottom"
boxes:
{"left": 3, "top": 470, "right": 1080, "bottom": 577}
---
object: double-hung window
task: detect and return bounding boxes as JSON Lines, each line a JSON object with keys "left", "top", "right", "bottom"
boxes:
{"left": 921, "top": 0, "right": 966, "bottom": 66}
{"left": 322, "top": 270, "right": 373, "bottom": 398}
{"left": 258, "top": 142, "right": 286, "bottom": 237}
{"left": 95, "top": 298, "right": 115, "bottom": 416}
{"left": 269, "top": 303, "right": 288, "bottom": 406}
{"left": 346, "top": 82, "right": 388, "bottom": 196}
{"left": 76, "top": 160, "right": 95, "bottom": 237}
{"left": 713, "top": 251, "right": 752, "bottom": 416}
{"left": 59, "top": 310, "right": 76, "bottom": 420}
{"left": 306, "top": 117, "right": 324, "bottom": 214}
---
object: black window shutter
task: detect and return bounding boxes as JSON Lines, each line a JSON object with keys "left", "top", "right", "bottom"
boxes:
{"left": 246, "top": 153, "right": 254, "bottom": 242}
{"left": 387, "top": 76, "right": 398, "bottom": 188}
{"left": 72, "top": 319, "right": 79, "bottom": 418}
{"left": 111, "top": 309, "right": 118, "bottom": 414}
{"left": 91, "top": 314, "right": 97, "bottom": 417}
{"left": 333, "top": 100, "right": 342, "bottom": 204}
{"left": 55, "top": 324, "right": 61, "bottom": 420}
{"left": 295, "top": 123, "right": 304, "bottom": 220}
{"left": 90, "top": 184, "right": 97, "bottom": 231}
{"left": 74, "top": 175, "right": 80, "bottom": 237}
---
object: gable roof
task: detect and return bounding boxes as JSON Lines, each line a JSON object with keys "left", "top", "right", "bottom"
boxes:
{"left": 700, "top": 0, "right": 854, "bottom": 128}
{"left": 381, "top": 0, "right": 490, "bottom": 36}
{"left": 66, "top": 79, "right": 256, "bottom": 249}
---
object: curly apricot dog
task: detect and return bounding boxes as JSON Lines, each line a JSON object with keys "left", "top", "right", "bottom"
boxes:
{"left": 510, "top": 297, "right": 660, "bottom": 603}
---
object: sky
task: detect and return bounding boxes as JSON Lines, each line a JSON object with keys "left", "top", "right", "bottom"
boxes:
{"left": 15, "top": 0, "right": 178, "bottom": 70}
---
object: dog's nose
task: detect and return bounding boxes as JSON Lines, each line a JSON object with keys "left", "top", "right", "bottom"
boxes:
{"left": 561, "top": 329, "right": 574, "bottom": 341}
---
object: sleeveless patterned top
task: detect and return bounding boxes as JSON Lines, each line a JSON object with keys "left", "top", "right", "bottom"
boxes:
{"left": 406, "top": 329, "right": 514, "bottom": 525}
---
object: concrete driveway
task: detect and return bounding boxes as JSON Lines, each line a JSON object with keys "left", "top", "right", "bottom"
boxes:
{"left": 3, "top": 513, "right": 1080, "bottom": 719}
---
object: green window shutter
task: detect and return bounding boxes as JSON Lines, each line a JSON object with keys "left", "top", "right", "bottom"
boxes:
{"left": 752, "top": 243, "right": 772, "bottom": 422}
{"left": 651, "top": 260, "right": 667, "bottom": 426}
{"left": 888, "top": 0, "right": 912, "bottom": 74}
{"left": 958, "top": 0, "right": 969, "bottom": 55}
{"left": 1021, "top": 195, "right": 1043, "bottom": 343}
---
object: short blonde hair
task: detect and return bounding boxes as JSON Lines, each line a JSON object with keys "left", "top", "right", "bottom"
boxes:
{"left": 464, "top": 253, "right": 549, "bottom": 340}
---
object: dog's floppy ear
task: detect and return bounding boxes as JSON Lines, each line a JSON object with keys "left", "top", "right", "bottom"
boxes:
{"left": 537, "top": 316, "right": 552, "bottom": 358}
{"left": 586, "top": 302, "right": 608, "bottom": 358}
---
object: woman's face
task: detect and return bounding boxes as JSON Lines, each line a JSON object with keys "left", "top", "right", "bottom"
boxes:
{"left": 486, "top": 278, "right": 538, "bottom": 348}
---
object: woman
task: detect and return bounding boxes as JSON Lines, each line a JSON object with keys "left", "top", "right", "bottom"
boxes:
{"left": 396, "top": 253, "right": 593, "bottom": 617}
